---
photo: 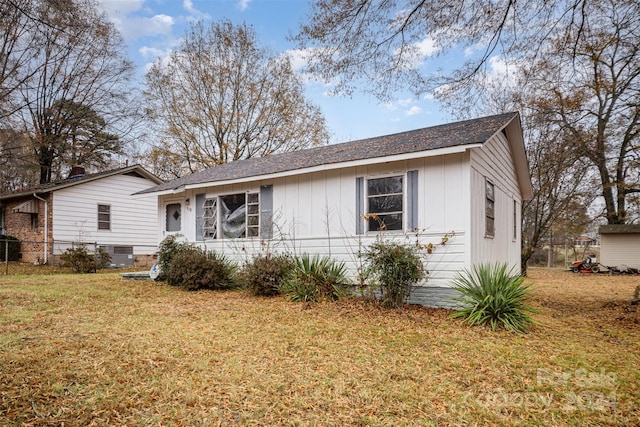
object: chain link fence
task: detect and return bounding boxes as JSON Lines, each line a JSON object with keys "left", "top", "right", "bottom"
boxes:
{"left": 1, "top": 237, "right": 158, "bottom": 275}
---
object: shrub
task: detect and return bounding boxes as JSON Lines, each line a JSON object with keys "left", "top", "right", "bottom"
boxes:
{"left": 0, "top": 235, "right": 20, "bottom": 261}
{"left": 450, "top": 262, "right": 537, "bottom": 333}
{"left": 60, "top": 246, "right": 111, "bottom": 273}
{"left": 281, "top": 254, "right": 349, "bottom": 302}
{"left": 157, "top": 235, "right": 190, "bottom": 280}
{"left": 166, "top": 246, "right": 238, "bottom": 291}
{"left": 363, "top": 241, "right": 424, "bottom": 308}
{"left": 243, "top": 253, "right": 295, "bottom": 296}
{"left": 95, "top": 247, "right": 112, "bottom": 269}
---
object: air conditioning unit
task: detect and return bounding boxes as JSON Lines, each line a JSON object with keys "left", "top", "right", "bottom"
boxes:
{"left": 100, "top": 245, "right": 134, "bottom": 267}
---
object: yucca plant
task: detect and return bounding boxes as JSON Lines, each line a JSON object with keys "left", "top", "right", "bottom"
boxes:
{"left": 450, "top": 262, "right": 536, "bottom": 333}
{"left": 280, "top": 254, "right": 350, "bottom": 302}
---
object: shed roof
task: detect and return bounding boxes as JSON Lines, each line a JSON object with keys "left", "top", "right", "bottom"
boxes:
{"left": 0, "top": 164, "right": 162, "bottom": 201}
{"left": 599, "top": 224, "right": 640, "bottom": 234}
{"left": 139, "top": 112, "right": 531, "bottom": 198}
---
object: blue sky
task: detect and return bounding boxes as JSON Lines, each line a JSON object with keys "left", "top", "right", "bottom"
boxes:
{"left": 98, "top": 0, "right": 452, "bottom": 143}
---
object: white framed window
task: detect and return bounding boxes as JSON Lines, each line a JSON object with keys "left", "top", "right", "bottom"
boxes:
{"left": 366, "top": 175, "right": 403, "bottom": 232}
{"left": 485, "top": 179, "right": 495, "bottom": 238}
{"left": 98, "top": 204, "right": 111, "bottom": 230}
{"left": 201, "top": 192, "right": 259, "bottom": 239}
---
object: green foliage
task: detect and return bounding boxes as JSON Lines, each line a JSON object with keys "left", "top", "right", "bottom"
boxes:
{"left": 157, "top": 235, "right": 190, "bottom": 281}
{"left": 450, "top": 263, "right": 537, "bottom": 333}
{"left": 281, "top": 254, "right": 349, "bottom": 302}
{"left": 165, "top": 246, "right": 238, "bottom": 291}
{"left": 60, "top": 246, "right": 111, "bottom": 273}
{"left": 0, "top": 236, "right": 21, "bottom": 261}
{"left": 242, "top": 254, "right": 294, "bottom": 296}
{"left": 363, "top": 241, "right": 424, "bottom": 308}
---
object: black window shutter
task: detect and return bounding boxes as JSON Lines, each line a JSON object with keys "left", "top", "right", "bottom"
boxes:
{"left": 355, "top": 177, "right": 364, "bottom": 234}
{"left": 407, "top": 170, "right": 418, "bottom": 231}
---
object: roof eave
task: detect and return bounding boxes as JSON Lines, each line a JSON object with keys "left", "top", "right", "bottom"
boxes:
{"left": 498, "top": 113, "right": 533, "bottom": 200}
{"left": 164, "top": 143, "right": 485, "bottom": 194}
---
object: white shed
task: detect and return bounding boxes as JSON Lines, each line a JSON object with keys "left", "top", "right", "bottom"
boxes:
{"left": 599, "top": 224, "right": 640, "bottom": 270}
{"left": 140, "top": 112, "right": 533, "bottom": 307}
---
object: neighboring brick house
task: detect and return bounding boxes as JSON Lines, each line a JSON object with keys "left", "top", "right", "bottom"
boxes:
{"left": 0, "top": 165, "right": 162, "bottom": 266}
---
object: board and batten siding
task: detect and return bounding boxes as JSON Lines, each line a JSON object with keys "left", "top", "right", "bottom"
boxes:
{"left": 159, "top": 154, "right": 474, "bottom": 307}
{"left": 52, "top": 174, "right": 159, "bottom": 254}
{"left": 600, "top": 234, "right": 640, "bottom": 269}
{"left": 469, "top": 131, "right": 522, "bottom": 271}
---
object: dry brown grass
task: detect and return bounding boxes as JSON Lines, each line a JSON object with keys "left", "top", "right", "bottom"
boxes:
{"left": 0, "top": 268, "right": 638, "bottom": 426}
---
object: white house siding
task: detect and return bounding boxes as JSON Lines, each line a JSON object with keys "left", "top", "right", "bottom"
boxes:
{"left": 600, "top": 234, "right": 640, "bottom": 269}
{"left": 469, "top": 131, "right": 522, "bottom": 272}
{"left": 52, "top": 174, "right": 159, "bottom": 255}
{"left": 159, "top": 154, "right": 475, "bottom": 308}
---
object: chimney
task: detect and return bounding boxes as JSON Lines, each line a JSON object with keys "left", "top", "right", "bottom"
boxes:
{"left": 68, "top": 165, "right": 86, "bottom": 179}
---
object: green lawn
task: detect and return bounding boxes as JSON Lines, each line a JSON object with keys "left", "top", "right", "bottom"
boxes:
{"left": 0, "top": 268, "right": 638, "bottom": 426}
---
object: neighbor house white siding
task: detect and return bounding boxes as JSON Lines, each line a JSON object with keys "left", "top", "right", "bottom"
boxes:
{"left": 469, "top": 131, "right": 523, "bottom": 272}
{"left": 52, "top": 174, "right": 159, "bottom": 255}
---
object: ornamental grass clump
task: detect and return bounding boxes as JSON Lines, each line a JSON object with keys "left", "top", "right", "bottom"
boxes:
{"left": 281, "top": 254, "right": 349, "bottom": 302}
{"left": 450, "top": 262, "right": 536, "bottom": 333}
{"left": 363, "top": 241, "right": 424, "bottom": 308}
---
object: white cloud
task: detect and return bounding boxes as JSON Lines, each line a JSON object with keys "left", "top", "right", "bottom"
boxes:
{"left": 183, "top": 0, "right": 195, "bottom": 13}
{"left": 397, "top": 97, "right": 414, "bottom": 107}
{"left": 415, "top": 37, "right": 438, "bottom": 57}
{"left": 237, "top": 0, "right": 252, "bottom": 11}
{"left": 406, "top": 106, "right": 422, "bottom": 116}
{"left": 139, "top": 46, "right": 167, "bottom": 61}
{"left": 98, "top": 0, "right": 175, "bottom": 40}
{"left": 486, "top": 55, "right": 522, "bottom": 88}
{"left": 98, "top": 0, "right": 146, "bottom": 16}
{"left": 285, "top": 49, "right": 309, "bottom": 73}
{"left": 394, "top": 36, "right": 439, "bottom": 70}
{"left": 183, "top": 0, "right": 211, "bottom": 21}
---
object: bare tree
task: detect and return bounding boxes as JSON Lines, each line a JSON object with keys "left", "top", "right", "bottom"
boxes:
{"left": 525, "top": 0, "right": 640, "bottom": 224}
{"left": 520, "top": 117, "right": 594, "bottom": 271}
{"left": 0, "top": 128, "right": 38, "bottom": 193}
{"left": 293, "top": 0, "right": 592, "bottom": 100}
{"left": 144, "top": 20, "right": 329, "bottom": 176}
{"left": 1, "top": 0, "right": 136, "bottom": 184}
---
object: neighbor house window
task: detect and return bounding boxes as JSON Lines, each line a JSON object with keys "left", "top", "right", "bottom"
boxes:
{"left": 202, "top": 192, "right": 259, "bottom": 239}
{"left": 367, "top": 176, "right": 403, "bottom": 231}
{"left": 166, "top": 203, "right": 181, "bottom": 232}
{"left": 98, "top": 204, "right": 111, "bottom": 230}
{"left": 30, "top": 213, "right": 38, "bottom": 229}
{"left": 485, "top": 179, "right": 495, "bottom": 237}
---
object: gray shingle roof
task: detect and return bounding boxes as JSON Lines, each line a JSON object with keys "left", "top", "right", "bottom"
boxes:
{"left": 0, "top": 164, "right": 162, "bottom": 201}
{"left": 140, "top": 112, "right": 519, "bottom": 194}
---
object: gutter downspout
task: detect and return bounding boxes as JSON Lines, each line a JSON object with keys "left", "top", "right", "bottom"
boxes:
{"left": 32, "top": 193, "right": 48, "bottom": 264}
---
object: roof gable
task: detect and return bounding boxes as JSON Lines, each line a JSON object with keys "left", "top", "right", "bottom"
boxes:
{"left": 140, "top": 112, "right": 531, "bottom": 197}
{"left": 0, "top": 164, "right": 163, "bottom": 201}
